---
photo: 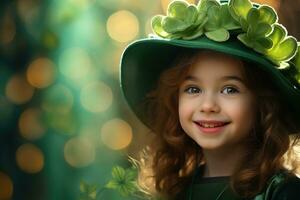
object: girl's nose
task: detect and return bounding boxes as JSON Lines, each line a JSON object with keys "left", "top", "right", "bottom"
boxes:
{"left": 199, "top": 93, "right": 220, "bottom": 113}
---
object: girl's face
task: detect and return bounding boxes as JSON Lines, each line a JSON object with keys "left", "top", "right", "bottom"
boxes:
{"left": 178, "top": 51, "right": 256, "bottom": 150}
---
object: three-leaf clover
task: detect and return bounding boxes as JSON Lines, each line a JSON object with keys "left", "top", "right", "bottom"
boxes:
{"left": 105, "top": 166, "right": 138, "bottom": 197}
{"left": 266, "top": 24, "right": 298, "bottom": 68}
{"left": 232, "top": 0, "right": 277, "bottom": 53}
{"left": 229, "top": 0, "right": 298, "bottom": 67}
{"left": 151, "top": 0, "right": 300, "bottom": 83}
{"left": 152, "top": 0, "right": 210, "bottom": 40}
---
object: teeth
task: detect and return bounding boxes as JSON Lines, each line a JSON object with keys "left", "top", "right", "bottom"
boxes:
{"left": 200, "top": 123, "right": 225, "bottom": 128}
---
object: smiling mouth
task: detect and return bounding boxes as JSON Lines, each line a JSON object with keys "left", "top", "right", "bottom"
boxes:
{"left": 194, "top": 121, "right": 230, "bottom": 128}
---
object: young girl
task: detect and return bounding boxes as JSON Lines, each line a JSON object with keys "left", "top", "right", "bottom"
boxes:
{"left": 120, "top": 0, "right": 300, "bottom": 199}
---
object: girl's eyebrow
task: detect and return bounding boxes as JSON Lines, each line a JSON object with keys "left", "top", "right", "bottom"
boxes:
{"left": 184, "top": 75, "right": 198, "bottom": 81}
{"left": 220, "top": 75, "right": 245, "bottom": 83}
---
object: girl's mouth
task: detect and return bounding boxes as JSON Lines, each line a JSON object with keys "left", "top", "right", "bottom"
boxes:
{"left": 194, "top": 121, "right": 230, "bottom": 134}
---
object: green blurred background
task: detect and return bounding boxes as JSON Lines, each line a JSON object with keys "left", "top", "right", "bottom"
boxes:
{"left": 0, "top": 0, "right": 299, "bottom": 199}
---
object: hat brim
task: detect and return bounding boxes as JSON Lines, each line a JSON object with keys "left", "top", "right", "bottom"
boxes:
{"left": 120, "top": 36, "right": 300, "bottom": 132}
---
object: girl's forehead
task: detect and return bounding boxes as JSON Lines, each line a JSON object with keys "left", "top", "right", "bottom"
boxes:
{"left": 192, "top": 50, "right": 242, "bottom": 64}
{"left": 186, "top": 51, "right": 245, "bottom": 77}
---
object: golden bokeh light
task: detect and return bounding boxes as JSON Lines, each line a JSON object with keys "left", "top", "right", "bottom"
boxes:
{"left": 64, "top": 136, "right": 96, "bottom": 168}
{"left": 0, "top": 11, "right": 16, "bottom": 45}
{"left": 27, "top": 57, "right": 56, "bottom": 88}
{"left": 59, "top": 47, "right": 92, "bottom": 79}
{"left": 0, "top": 172, "right": 13, "bottom": 200}
{"left": 105, "top": 47, "right": 125, "bottom": 77}
{"left": 42, "top": 84, "right": 74, "bottom": 114}
{"left": 18, "top": 108, "right": 45, "bottom": 140}
{"left": 5, "top": 74, "right": 34, "bottom": 105}
{"left": 161, "top": 0, "right": 196, "bottom": 13}
{"left": 80, "top": 81, "right": 113, "bottom": 113}
{"left": 100, "top": 118, "right": 133, "bottom": 150}
{"left": 16, "top": 143, "right": 44, "bottom": 174}
{"left": 106, "top": 10, "right": 139, "bottom": 43}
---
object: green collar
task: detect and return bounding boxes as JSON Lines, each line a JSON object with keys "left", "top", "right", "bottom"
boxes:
{"left": 187, "top": 168, "right": 287, "bottom": 200}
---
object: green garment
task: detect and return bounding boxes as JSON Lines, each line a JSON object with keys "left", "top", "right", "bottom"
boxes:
{"left": 185, "top": 170, "right": 300, "bottom": 200}
{"left": 186, "top": 176, "right": 242, "bottom": 200}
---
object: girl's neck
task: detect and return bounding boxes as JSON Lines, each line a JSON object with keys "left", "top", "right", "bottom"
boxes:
{"left": 202, "top": 145, "right": 247, "bottom": 178}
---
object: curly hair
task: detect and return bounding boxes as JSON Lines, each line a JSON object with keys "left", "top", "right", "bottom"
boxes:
{"left": 137, "top": 50, "right": 300, "bottom": 199}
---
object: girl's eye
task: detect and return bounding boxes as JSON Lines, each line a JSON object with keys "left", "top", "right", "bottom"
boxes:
{"left": 184, "top": 86, "right": 201, "bottom": 94}
{"left": 222, "top": 86, "right": 239, "bottom": 94}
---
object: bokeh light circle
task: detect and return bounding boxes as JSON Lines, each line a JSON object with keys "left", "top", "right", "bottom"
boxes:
{"left": 27, "top": 57, "right": 56, "bottom": 88}
{"left": 18, "top": 108, "right": 45, "bottom": 140}
{"left": 59, "top": 47, "right": 91, "bottom": 79}
{"left": 106, "top": 10, "right": 139, "bottom": 43}
{"left": 80, "top": 81, "right": 113, "bottom": 113}
{"left": 16, "top": 143, "right": 44, "bottom": 174}
{"left": 64, "top": 136, "right": 96, "bottom": 168}
{"left": 5, "top": 74, "right": 34, "bottom": 104}
{"left": 0, "top": 172, "right": 13, "bottom": 200}
{"left": 100, "top": 118, "right": 133, "bottom": 150}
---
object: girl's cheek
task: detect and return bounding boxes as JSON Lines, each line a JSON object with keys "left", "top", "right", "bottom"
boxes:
{"left": 224, "top": 98, "right": 256, "bottom": 120}
{"left": 178, "top": 101, "right": 194, "bottom": 118}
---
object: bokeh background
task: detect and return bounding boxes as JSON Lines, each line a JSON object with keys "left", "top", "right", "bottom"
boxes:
{"left": 0, "top": 0, "right": 299, "bottom": 199}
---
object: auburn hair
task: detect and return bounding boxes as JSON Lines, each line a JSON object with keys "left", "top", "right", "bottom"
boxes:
{"left": 136, "top": 50, "right": 300, "bottom": 199}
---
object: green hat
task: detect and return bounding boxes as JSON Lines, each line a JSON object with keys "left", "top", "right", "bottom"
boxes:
{"left": 120, "top": 0, "right": 300, "bottom": 132}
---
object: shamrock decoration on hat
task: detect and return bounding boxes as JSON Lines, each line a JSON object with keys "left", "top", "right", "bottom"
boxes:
{"left": 151, "top": 0, "right": 300, "bottom": 80}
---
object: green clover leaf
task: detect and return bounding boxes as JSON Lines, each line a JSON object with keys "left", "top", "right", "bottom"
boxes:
{"left": 230, "top": 1, "right": 276, "bottom": 34}
{"left": 195, "top": 0, "right": 218, "bottom": 26}
{"left": 236, "top": 5, "right": 278, "bottom": 54}
{"left": 244, "top": 7, "right": 274, "bottom": 36}
{"left": 168, "top": 0, "right": 190, "bottom": 20}
{"left": 247, "top": 22, "right": 272, "bottom": 39}
{"left": 152, "top": 0, "right": 206, "bottom": 39}
{"left": 229, "top": 0, "right": 252, "bottom": 22}
{"left": 105, "top": 166, "right": 138, "bottom": 197}
{"left": 220, "top": 4, "right": 241, "bottom": 30}
{"left": 256, "top": 5, "right": 278, "bottom": 24}
{"left": 197, "top": 0, "right": 219, "bottom": 12}
{"left": 267, "top": 23, "right": 286, "bottom": 46}
{"left": 205, "top": 28, "right": 230, "bottom": 41}
{"left": 162, "top": 1, "right": 198, "bottom": 34}
{"left": 162, "top": 17, "right": 191, "bottom": 33}
{"left": 151, "top": 15, "right": 170, "bottom": 38}
{"left": 266, "top": 24, "right": 298, "bottom": 63}
{"left": 204, "top": 4, "right": 240, "bottom": 41}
